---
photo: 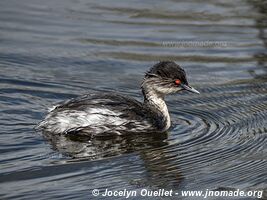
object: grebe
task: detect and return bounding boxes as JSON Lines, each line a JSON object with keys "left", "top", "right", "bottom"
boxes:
{"left": 37, "top": 61, "right": 199, "bottom": 137}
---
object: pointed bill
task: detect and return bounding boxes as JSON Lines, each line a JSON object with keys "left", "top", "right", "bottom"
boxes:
{"left": 181, "top": 84, "right": 200, "bottom": 94}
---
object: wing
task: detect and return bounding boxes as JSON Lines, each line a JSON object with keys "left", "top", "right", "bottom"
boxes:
{"left": 38, "top": 92, "right": 155, "bottom": 136}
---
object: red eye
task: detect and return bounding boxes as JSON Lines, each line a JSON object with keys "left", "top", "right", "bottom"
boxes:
{"left": 175, "top": 79, "right": 181, "bottom": 85}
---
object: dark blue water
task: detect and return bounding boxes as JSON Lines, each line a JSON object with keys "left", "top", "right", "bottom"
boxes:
{"left": 0, "top": 0, "right": 266, "bottom": 199}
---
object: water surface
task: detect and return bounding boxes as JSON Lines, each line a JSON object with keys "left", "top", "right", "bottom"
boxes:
{"left": 0, "top": 0, "right": 267, "bottom": 199}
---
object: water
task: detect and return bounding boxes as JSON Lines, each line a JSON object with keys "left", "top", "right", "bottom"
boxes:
{"left": 0, "top": 0, "right": 267, "bottom": 199}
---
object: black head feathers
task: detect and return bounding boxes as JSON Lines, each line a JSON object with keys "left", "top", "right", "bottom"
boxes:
{"left": 146, "top": 61, "right": 188, "bottom": 85}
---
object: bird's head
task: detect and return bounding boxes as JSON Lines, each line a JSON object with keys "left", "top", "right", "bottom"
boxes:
{"left": 141, "top": 61, "right": 199, "bottom": 97}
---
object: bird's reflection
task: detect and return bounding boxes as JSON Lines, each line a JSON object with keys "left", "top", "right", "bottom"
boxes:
{"left": 42, "top": 131, "right": 169, "bottom": 159}
{"left": 42, "top": 131, "right": 184, "bottom": 188}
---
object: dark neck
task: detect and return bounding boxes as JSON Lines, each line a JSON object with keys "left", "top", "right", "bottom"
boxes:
{"left": 141, "top": 84, "right": 171, "bottom": 132}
